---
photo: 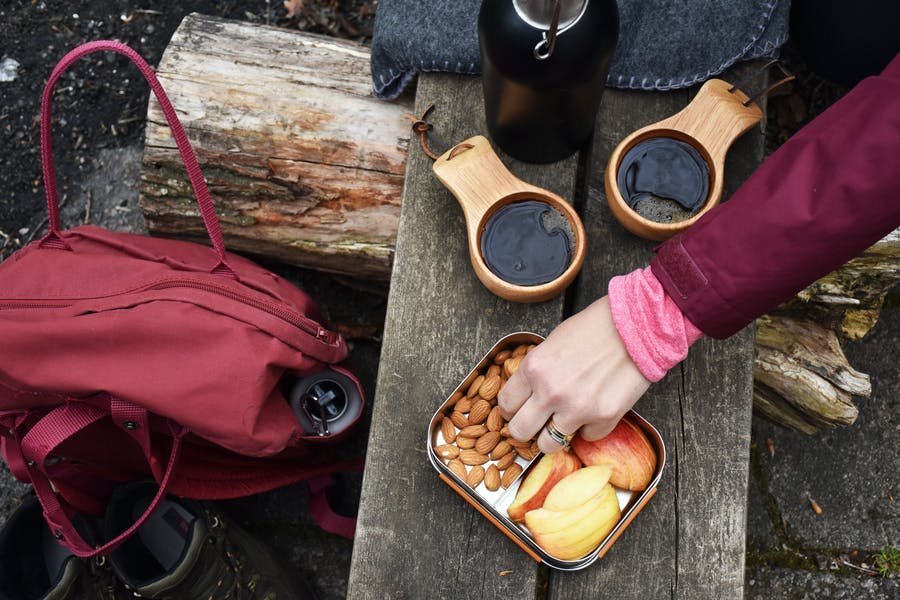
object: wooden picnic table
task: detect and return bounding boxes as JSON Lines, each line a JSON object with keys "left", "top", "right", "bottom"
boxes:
{"left": 347, "top": 63, "right": 764, "bottom": 599}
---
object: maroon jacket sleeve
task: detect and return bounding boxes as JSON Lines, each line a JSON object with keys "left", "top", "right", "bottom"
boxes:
{"left": 650, "top": 52, "right": 900, "bottom": 339}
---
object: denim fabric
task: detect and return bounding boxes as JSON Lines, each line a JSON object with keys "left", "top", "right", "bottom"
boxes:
{"left": 371, "top": 0, "right": 789, "bottom": 99}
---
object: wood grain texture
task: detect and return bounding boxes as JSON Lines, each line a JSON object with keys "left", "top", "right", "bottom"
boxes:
{"left": 546, "top": 64, "right": 762, "bottom": 599}
{"left": 351, "top": 64, "right": 761, "bottom": 598}
{"left": 346, "top": 74, "right": 579, "bottom": 599}
{"left": 139, "top": 14, "right": 412, "bottom": 279}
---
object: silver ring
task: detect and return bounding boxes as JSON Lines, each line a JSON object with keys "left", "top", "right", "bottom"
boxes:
{"left": 546, "top": 419, "right": 573, "bottom": 446}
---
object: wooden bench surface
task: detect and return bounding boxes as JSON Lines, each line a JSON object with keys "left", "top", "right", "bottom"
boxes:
{"left": 348, "top": 64, "right": 763, "bottom": 599}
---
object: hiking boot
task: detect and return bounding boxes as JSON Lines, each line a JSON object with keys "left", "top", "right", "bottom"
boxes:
{"left": 0, "top": 494, "right": 125, "bottom": 600}
{"left": 105, "top": 481, "right": 316, "bottom": 599}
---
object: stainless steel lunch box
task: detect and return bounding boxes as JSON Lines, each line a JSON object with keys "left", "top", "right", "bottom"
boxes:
{"left": 426, "top": 332, "right": 665, "bottom": 570}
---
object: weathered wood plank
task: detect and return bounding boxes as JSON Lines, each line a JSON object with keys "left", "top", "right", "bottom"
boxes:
{"left": 139, "top": 14, "right": 412, "bottom": 279}
{"left": 347, "top": 73, "right": 580, "bottom": 599}
{"left": 548, "top": 64, "right": 761, "bottom": 598}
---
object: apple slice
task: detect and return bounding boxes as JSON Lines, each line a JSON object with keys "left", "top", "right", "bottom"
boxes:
{"left": 526, "top": 483, "right": 621, "bottom": 561}
{"left": 507, "top": 449, "right": 581, "bottom": 522}
{"left": 571, "top": 417, "right": 657, "bottom": 491}
{"left": 542, "top": 465, "right": 612, "bottom": 512}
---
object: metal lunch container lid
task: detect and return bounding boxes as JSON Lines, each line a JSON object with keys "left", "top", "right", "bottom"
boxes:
{"left": 513, "top": 0, "right": 588, "bottom": 31}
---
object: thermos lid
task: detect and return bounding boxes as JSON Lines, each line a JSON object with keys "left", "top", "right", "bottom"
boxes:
{"left": 513, "top": 0, "right": 587, "bottom": 30}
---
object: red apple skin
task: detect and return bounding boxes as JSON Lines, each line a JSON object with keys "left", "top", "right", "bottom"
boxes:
{"left": 571, "top": 418, "right": 657, "bottom": 491}
{"left": 507, "top": 450, "right": 582, "bottom": 522}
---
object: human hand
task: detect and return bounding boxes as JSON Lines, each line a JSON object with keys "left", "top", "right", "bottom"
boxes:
{"left": 497, "top": 296, "right": 651, "bottom": 454}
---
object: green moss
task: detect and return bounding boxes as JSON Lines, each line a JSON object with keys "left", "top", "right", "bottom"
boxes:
{"left": 745, "top": 442, "right": 884, "bottom": 576}
{"left": 746, "top": 547, "right": 817, "bottom": 571}
{"left": 873, "top": 546, "right": 900, "bottom": 578}
{"left": 748, "top": 441, "right": 794, "bottom": 545}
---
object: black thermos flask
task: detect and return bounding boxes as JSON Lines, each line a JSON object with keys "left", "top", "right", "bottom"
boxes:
{"left": 478, "top": 0, "right": 619, "bottom": 163}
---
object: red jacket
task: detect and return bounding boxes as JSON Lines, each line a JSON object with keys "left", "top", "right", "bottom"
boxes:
{"left": 651, "top": 53, "right": 900, "bottom": 339}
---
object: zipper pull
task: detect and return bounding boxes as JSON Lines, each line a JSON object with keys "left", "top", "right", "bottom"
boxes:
{"left": 315, "top": 326, "right": 340, "bottom": 346}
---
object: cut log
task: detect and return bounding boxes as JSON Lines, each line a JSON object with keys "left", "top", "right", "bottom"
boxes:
{"left": 754, "top": 315, "right": 870, "bottom": 433}
{"left": 140, "top": 14, "right": 898, "bottom": 433}
{"left": 139, "top": 13, "right": 413, "bottom": 280}
{"left": 753, "top": 229, "right": 900, "bottom": 433}
{"left": 774, "top": 229, "right": 900, "bottom": 339}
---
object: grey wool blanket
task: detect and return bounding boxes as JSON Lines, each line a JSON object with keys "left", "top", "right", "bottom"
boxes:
{"left": 371, "top": 0, "right": 790, "bottom": 99}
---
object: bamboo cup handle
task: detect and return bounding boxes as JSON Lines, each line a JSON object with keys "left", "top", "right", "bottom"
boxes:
{"left": 432, "top": 135, "right": 586, "bottom": 303}
{"left": 433, "top": 136, "right": 547, "bottom": 242}
{"left": 604, "top": 79, "right": 763, "bottom": 241}
{"left": 653, "top": 79, "right": 762, "bottom": 175}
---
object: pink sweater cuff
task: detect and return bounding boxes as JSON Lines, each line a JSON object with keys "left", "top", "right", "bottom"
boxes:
{"left": 608, "top": 266, "right": 704, "bottom": 382}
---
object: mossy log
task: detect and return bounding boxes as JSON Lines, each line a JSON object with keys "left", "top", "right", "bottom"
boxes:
{"left": 140, "top": 14, "right": 898, "bottom": 433}
{"left": 139, "top": 14, "right": 413, "bottom": 280}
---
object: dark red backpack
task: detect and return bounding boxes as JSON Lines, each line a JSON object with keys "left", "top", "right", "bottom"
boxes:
{"left": 0, "top": 41, "right": 364, "bottom": 557}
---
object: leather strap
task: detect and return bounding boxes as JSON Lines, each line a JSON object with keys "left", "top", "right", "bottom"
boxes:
{"left": 19, "top": 401, "right": 185, "bottom": 557}
{"left": 38, "top": 40, "right": 235, "bottom": 278}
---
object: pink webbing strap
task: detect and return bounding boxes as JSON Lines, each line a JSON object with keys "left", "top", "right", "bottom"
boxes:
{"left": 39, "top": 40, "right": 234, "bottom": 277}
{"left": 20, "top": 402, "right": 185, "bottom": 557}
{"left": 307, "top": 470, "right": 361, "bottom": 540}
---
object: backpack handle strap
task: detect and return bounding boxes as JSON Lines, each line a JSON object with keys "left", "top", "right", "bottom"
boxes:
{"left": 19, "top": 401, "right": 185, "bottom": 558}
{"left": 39, "top": 40, "right": 235, "bottom": 278}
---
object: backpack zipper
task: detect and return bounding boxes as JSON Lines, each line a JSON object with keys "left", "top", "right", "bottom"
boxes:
{"left": 0, "top": 278, "right": 340, "bottom": 347}
{"left": 146, "top": 280, "right": 340, "bottom": 346}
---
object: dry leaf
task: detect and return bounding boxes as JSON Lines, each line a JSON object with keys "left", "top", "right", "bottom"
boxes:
{"left": 284, "top": 0, "right": 305, "bottom": 19}
{"left": 808, "top": 497, "right": 823, "bottom": 515}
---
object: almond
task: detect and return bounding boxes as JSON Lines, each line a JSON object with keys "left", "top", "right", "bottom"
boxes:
{"left": 492, "top": 349, "right": 512, "bottom": 364}
{"left": 435, "top": 444, "right": 459, "bottom": 460}
{"left": 484, "top": 465, "right": 501, "bottom": 491}
{"left": 501, "top": 463, "right": 523, "bottom": 488}
{"left": 466, "top": 375, "right": 485, "bottom": 398}
{"left": 500, "top": 425, "right": 511, "bottom": 438}
{"left": 475, "top": 431, "right": 501, "bottom": 455}
{"left": 503, "top": 356, "right": 523, "bottom": 378}
{"left": 457, "top": 436, "right": 476, "bottom": 449}
{"left": 505, "top": 436, "right": 532, "bottom": 448}
{"left": 446, "top": 390, "right": 464, "bottom": 409}
{"left": 450, "top": 410, "right": 468, "bottom": 429}
{"left": 455, "top": 397, "right": 473, "bottom": 414}
{"left": 486, "top": 407, "right": 504, "bottom": 432}
{"left": 466, "top": 465, "right": 485, "bottom": 488}
{"left": 512, "top": 344, "right": 529, "bottom": 357}
{"left": 516, "top": 444, "right": 538, "bottom": 461}
{"left": 486, "top": 364, "right": 501, "bottom": 379}
{"left": 495, "top": 452, "right": 517, "bottom": 470}
{"left": 459, "top": 449, "right": 489, "bottom": 466}
{"left": 458, "top": 424, "right": 488, "bottom": 439}
{"left": 491, "top": 440, "right": 513, "bottom": 460}
{"left": 468, "top": 399, "right": 491, "bottom": 425}
{"left": 448, "top": 459, "right": 467, "bottom": 480}
{"left": 478, "top": 375, "right": 501, "bottom": 401}
{"left": 441, "top": 417, "right": 457, "bottom": 444}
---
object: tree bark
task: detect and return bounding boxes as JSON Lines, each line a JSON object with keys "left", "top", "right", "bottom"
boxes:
{"left": 139, "top": 13, "right": 413, "bottom": 280}
{"left": 753, "top": 229, "right": 900, "bottom": 433}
